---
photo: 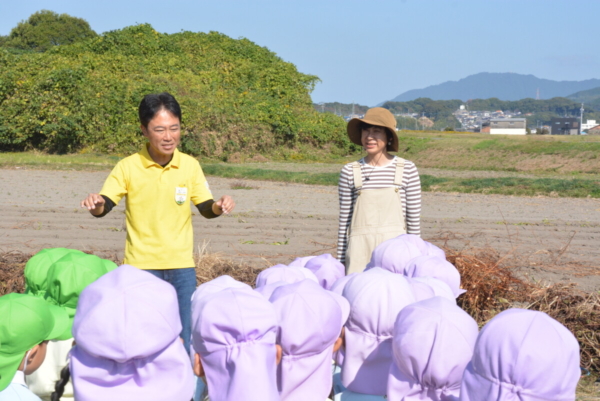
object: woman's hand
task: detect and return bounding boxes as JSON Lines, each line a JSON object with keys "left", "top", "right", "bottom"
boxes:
{"left": 212, "top": 195, "right": 235, "bottom": 215}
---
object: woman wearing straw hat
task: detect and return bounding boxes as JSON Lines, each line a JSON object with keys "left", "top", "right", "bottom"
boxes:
{"left": 337, "top": 107, "right": 421, "bottom": 274}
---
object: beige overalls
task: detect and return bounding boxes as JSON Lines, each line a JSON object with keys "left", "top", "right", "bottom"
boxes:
{"left": 345, "top": 159, "right": 407, "bottom": 274}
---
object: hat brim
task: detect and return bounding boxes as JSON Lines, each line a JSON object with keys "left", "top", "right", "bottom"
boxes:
{"left": 0, "top": 352, "right": 25, "bottom": 391}
{"left": 347, "top": 118, "right": 399, "bottom": 152}
{"left": 46, "top": 304, "right": 72, "bottom": 341}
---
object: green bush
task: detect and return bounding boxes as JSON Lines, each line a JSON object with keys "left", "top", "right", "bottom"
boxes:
{"left": 0, "top": 24, "right": 350, "bottom": 156}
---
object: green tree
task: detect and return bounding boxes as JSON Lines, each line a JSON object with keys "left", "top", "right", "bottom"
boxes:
{"left": 4, "top": 10, "right": 97, "bottom": 52}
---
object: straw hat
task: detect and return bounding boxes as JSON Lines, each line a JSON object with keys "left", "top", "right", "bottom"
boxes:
{"left": 347, "top": 107, "right": 399, "bottom": 152}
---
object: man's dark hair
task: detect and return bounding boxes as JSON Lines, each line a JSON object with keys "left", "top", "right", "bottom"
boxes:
{"left": 138, "top": 92, "right": 182, "bottom": 128}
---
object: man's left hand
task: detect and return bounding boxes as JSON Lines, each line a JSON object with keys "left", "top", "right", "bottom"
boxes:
{"left": 213, "top": 195, "right": 235, "bottom": 215}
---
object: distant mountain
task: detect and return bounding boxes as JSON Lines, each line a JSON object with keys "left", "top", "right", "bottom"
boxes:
{"left": 567, "top": 86, "right": 600, "bottom": 103}
{"left": 389, "top": 73, "right": 600, "bottom": 102}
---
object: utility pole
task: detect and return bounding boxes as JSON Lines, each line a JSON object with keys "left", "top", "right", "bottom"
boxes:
{"left": 580, "top": 103, "right": 584, "bottom": 135}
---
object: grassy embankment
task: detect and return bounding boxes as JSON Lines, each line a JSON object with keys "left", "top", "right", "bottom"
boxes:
{"left": 2, "top": 132, "right": 600, "bottom": 198}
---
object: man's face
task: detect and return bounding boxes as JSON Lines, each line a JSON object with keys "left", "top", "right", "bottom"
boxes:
{"left": 141, "top": 108, "right": 181, "bottom": 162}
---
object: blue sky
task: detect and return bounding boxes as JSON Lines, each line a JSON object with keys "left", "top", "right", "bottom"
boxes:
{"left": 1, "top": 0, "right": 598, "bottom": 106}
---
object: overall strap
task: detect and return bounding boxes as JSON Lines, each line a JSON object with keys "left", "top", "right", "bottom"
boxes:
{"left": 394, "top": 158, "right": 405, "bottom": 186}
{"left": 351, "top": 161, "right": 363, "bottom": 190}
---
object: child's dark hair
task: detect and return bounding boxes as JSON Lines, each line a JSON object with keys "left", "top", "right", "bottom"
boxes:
{"left": 50, "top": 364, "right": 70, "bottom": 401}
{"left": 138, "top": 92, "right": 182, "bottom": 128}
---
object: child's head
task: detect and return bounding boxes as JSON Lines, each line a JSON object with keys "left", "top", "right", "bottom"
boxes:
{"left": 44, "top": 252, "right": 117, "bottom": 340}
{"left": 0, "top": 293, "right": 69, "bottom": 390}
{"left": 255, "top": 264, "right": 318, "bottom": 287}
{"left": 24, "top": 248, "right": 84, "bottom": 297}
{"left": 387, "top": 297, "right": 478, "bottom": 401}
{"left": 406, "top": 255, "right": 466, "bottom": 297}
{"left": 460, "top": 308, "right": 580, "bottom": 400}
{"left": 191, "top": 286, "right": 279, "bottom": 401}
{"left": 304, "top": 253, "right": 345, "bottom": 290}
{"left": 341, "top": 267, "right": 416, "bottom": 396}
{"left": 411, "top": 276, "right": 456, "bottom": 303}
{"left": 192, "top": 275, "right": 251, "bottom": 302}
{"left": 70, "top": 264, "right": 194, "bottom": 401}
{"left": 365, "top": 237, "right": 423, "bottom": 273}
{"left": 270, "top": 279, "right": 345, "bottom": 400}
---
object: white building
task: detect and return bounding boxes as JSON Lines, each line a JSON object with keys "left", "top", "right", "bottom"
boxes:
{"left": 489, "top": 118, "right": 527, "bottom": 135}
{"left": 581, "top": 120, "right": 597, "bottom": 131}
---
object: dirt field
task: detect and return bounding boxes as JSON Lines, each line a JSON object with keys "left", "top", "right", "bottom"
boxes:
{"left": 1, "top": 168, "right": 599, "bottom": 292}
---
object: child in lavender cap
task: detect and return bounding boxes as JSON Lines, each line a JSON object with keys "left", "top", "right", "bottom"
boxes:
{"left": 406, "top": 255, "right": 466, "bottom": 298}
{"left": 304, "top": 253, "right": 346, "bottom": 290}
{"left": 395, "top": 234, "right": 446, "bottom": 259}
{"left": 387, "top": 297, "right": 478, "bottom": 401}
{"left": 191, "top": 275, "right": 252, "bottom": 401}
{"left": 70, "top": 265, "right": 195, "bottom": 401}
{"left": 365, "top": 237, "right": 422, "bottom": 274}
{"left": 270, "top": 279, "right": 346, "bottom": 401}
{"left": 191, "top": 286, "right": 281, "bottom": 401}
{"left": 337, "top": 267, "right": 416, "bottom": 399}
{"left": 460, "top": 308, "right": 580, "bottom": 401}
{"left": 256, "top": 264, "right": 318, "bottom": 287}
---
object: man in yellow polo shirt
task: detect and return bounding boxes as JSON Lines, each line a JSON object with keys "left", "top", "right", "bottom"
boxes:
{"left": 81, "top": 92, "right": 235, "bottom": 351}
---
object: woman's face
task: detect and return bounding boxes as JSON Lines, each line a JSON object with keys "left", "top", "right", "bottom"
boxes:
{"left": 141, "top": 108, "right": 181, "bottom": 163}
{"left": 361, "top": 125, "right": 388, "bottom": 156}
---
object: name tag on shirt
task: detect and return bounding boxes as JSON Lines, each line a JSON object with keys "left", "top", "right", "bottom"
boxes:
{"left": 175, "top": 186, "right": 188, "bottom": 205}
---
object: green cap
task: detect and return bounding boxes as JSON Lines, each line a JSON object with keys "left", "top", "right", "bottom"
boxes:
{"left": 45, "top": 253, "right": 114, "bottom": 340}
{"left": 0, "top": 293, "right": 69, "bottom": 391}
{"left": 24, "top": 248, "right": 85, "bottom": 297}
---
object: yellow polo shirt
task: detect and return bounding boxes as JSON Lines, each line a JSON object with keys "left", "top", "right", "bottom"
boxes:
{"left": 100, "top": 145, "right": 213, "bottom": 269}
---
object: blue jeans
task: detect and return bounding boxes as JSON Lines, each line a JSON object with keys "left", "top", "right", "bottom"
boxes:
{"left": 144, "top": 268, "right": 196, "bottom": 353}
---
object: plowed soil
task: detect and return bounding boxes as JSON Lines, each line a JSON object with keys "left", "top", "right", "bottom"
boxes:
{"left": 1, "top": 168, "right": 599, "bottom": 292}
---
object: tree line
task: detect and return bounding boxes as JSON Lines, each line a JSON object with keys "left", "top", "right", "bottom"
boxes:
{"left": 0, "top": 11, "right": 352, "bottom": 156}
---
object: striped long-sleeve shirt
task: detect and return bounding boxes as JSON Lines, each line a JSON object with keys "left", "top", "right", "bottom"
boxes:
{"left": 337, "top": 156, "right": 422, "bottom": 263}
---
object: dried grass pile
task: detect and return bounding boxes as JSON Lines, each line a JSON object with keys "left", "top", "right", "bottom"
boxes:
{"left": 448, "top": 247, "right": 600, "bottom": 374}
{"left": 0, "top": 251, "right": 27, "bottom": 295}
{"left": 195, "top": 246, "right": 259, "bottom": 287}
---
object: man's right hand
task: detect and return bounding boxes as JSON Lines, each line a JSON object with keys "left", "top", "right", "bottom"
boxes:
{"left": 81, "top": 193, "right": 106, "bottom": 216}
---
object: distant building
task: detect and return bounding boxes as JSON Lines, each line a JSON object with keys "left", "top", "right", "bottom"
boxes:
{"left": 587, "top": 125, "right": 600, "bottom": 135}
{"left": 481, "top": 121, "right": 491, "bottom": 133}
{"left": 489, "top": 118, "right": 526, "bottom": 135}
{"left": 550, "top": 118, "right": 579, "bottom": 135}
{"left": 581, "top": 119, "right": 598, "bottom": 131}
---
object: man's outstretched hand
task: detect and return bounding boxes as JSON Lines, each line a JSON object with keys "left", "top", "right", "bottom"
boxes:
{"left": 213, "top": 195, "right": 235, "bottom": 215}
{"left": 81, "top": 193, "right": 106, "bottom": 216}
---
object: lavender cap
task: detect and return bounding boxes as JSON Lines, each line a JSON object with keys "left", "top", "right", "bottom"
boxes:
{"left": 412, "top": 277, "right": 456, "bottom": 303}
{"left": 288, "top": 256, "right": 316, "bottom": 267}
{"left": 392, "top": 234, "right": 446, "bottom": 259}
{"left": 341, "top": 267, "right": 416, "bottom": 395}
{"left": 192, "top": 287, "right": 279, "bottom": 401}
{"left": 387, "top": 297, "right": 478, "bottom": 401}
{"left": 70, "top": 265, "right": 194, "bottom": 401}
{"left": 406, "top": 255, "right": 466, "bottom": 297}
{"left": 406, "top": 277, "right": 436, "bottom": 302}
{"left": 304, "top": 253, "right": 345, "bottom": 290}
{"left": 329, "top": 274, "right": 357, "bottom": 367}
{"left": 254, "top": 280, "right": 288, "bottom": 299}
{"left": 461, "top": 308, "right": 580, "bottom": 401}
{"left": 330, "top": 273, "right": 359, "bottom": 296}
{"left": 255, "top": 264, "right": 318, "bottom": 287}
{"left": 365, "top": 237, "right": 423, "bottom": 274}
{"left": 192, "top": 275, "right": 251, "bottom": 302}
{"left": 271, "top": 280, "right": 343, "bottom": 400}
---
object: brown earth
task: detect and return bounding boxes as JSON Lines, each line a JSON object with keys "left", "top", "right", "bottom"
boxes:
{"left": 0, "top": 168, "right": 599, "bottom": 292}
